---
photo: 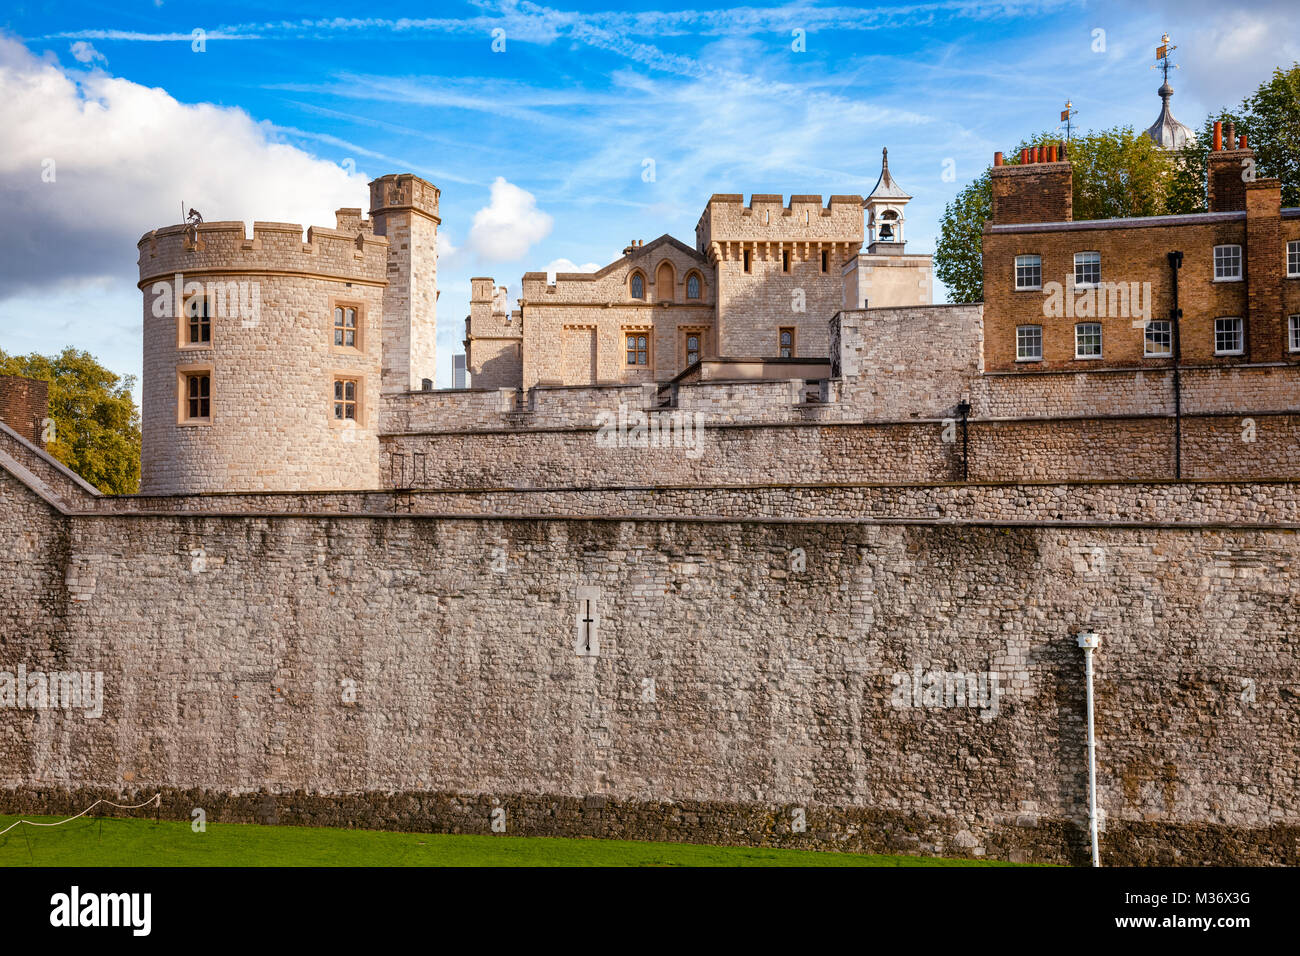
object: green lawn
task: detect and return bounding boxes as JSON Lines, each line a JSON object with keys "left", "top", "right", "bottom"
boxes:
{"left": 0, "top": 814, "right": 1016, "bottom": 867}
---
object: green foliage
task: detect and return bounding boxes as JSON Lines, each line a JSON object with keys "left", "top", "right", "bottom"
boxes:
{"left": 0, "top": 814, "right": 1026, "bottom": 867}
{"left": 1244, "top": 63, "right": 1300, "bottom": 208}
{"left": 934, "top": 169, "right": 990, "bottom": 304}
{"left": 1066, "top": 127, "right": 1172, "bottom": 220}
{"left": 0, "top": 347, "right": 141, "bottom": 494}
{"left": 1165, "top": 64, "right": 1300, "bottom": 213}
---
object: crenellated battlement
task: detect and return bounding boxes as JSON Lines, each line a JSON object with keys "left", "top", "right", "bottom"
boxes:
{"left": 137, "top": 212, "right": 389, "bottom": 287}
{"left": 696, "top": 192, "right": 863, "bottom": 253}
{"left": 368, "top": 173, "right": 440, "bottom": 225}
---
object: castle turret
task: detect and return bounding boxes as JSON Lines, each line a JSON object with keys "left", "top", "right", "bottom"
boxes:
{"left": 369, "top": 174, "right": 440, "bottom": 393}
{"left": 136, "top": 210, "right": 387, "bottom": 494}
{"left": 464, "top": 277, "right": 522, "bottom": 388}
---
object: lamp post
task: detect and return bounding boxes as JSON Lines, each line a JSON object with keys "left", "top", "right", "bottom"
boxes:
{"left": 956, "top": 399, "right": 972, "bottom": 482}
{"left": 1076, "top": 631, "right": 1101, "bottom": 867}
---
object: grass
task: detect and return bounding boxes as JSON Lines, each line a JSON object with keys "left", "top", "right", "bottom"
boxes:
{"left": 0, "top": 814, "right": 1018, "bottom": 867}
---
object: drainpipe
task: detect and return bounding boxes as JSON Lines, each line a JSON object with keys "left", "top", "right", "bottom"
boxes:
{"left": 956, "top": 399, "right": 972, "bottom": 482}
{"left": 1167, "top": 251, "right": 1184, "bottom": 480}
{"left": 1076, "top": 632, "right": 1101, "bottom": 867}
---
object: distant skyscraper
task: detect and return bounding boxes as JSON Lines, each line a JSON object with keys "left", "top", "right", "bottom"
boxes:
{"left": 454, "top": 354, "right": 467, "bottom": 389}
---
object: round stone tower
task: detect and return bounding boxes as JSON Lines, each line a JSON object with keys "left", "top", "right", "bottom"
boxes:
{"left": 137, "top": 210, "right": 389, "bottom": 494}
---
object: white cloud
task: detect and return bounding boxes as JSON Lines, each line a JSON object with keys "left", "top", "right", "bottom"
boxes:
{"left": 0, "top": 33, "right": 371, "bottom": 299}
{"left": 68, "top": 41, "right": 106, "bottom": 65}
{"left": 543, "top": 257, "right": 601, "bottom": 284}
{"left": 544, "top": 257, "right": 601, "bottom": 273}
{"left": 465, "top": 177, "right": 553, "bottom": 262}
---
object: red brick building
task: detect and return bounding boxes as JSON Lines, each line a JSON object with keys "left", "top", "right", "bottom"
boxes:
{"left": 982, "top": 127, "right": 1300, "bottom": 374}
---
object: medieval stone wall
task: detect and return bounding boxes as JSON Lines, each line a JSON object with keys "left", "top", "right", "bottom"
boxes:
{"left": 2, "top": 469, "right": 1296, "bottom": 865}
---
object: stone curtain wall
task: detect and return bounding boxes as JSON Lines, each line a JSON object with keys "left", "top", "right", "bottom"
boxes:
{"left": 89, "top": 480, "right": 1300, "bottom": 526}
{"left": 835, "top": 305, "right": 983, "bottom": 419}
{"left": 380, "top": 413, "right": 1300, "bottom": 488}
{"left": 2, "top": 471, "right": 1297, "bottom": 865}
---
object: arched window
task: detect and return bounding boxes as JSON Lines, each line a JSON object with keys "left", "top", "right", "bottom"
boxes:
{"left": 656, "top": 261, "right": 675, "bottom": 302}
{"left": 686, "top": 273, "right": 701, "bottom": 299}
{"left": 630, "top": 273, "right": 645, "bottom": 299}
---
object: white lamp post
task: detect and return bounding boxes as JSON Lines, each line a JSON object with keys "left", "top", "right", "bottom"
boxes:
{"left": 1076, "top": 631, "right": 1101, "bottom": 867}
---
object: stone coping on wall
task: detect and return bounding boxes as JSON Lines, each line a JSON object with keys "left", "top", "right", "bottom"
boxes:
{"left": 57, "top": 478, "right": 1300, "bottom": 530}
{"left": 378, "top": 408, "right": 1300, "bottom": 437}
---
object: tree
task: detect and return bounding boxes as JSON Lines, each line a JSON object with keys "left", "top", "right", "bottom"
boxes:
{"left": 1066, "top": 127, "right": 1172, "bottom": 220}
{"left": 934, "top": 170, "right": 990, "bottom": 304}
{"left": 1165, "top": 64, "right": 1300, "bottom": 213}
{"left": 0, "top": 347, "right": 141, "bottom": 494}
{"left": 1242, "top": 63, "right": 1300, "bottom": 208}
{"left": 935, "top": 128, "right": 1173, "bottom": 302}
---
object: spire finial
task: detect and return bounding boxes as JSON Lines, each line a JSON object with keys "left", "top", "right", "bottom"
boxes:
{"left": 882, "top": 146, "right": 888, "bottom": 168}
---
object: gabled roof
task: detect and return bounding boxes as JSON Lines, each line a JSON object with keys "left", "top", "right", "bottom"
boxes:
{"left": 523, "top": 233, "right": 707, "bottom": 282}
{"left": 866, "top": 147, "right": 911, "bottom": 203}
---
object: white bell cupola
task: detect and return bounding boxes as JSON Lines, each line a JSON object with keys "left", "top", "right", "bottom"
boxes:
{"left": 864, "top": 147, "right": 911, "bottom": 254}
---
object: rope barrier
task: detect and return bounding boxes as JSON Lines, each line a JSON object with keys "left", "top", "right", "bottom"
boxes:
{"left": 0, "top": 793, "right": 161, "bottom": 838}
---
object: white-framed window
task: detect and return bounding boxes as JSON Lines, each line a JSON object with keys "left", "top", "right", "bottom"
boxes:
{"left": 1214, "top": 317, "right": 1244, "bottom": 355}
{"left": 1015, "top": 254, "right": 1041, "bottom": 290}
{"left": 1288, "top": 240, "right": 1300, "bottom": 278}
{"left": 1213, "top": 244, "right": 1242, "bottom": 281}
{"left": 1074, "top": 322, "right": 1102, "bottom": 359}
{"left": 1016, "top": 325, "right": 1042, "bottom": 361}
{"left": 1290, "top": 314, "right": 1300, "bottom": 352}
{"left": 1143, "top": 320, "right": 1172, "bottom": 357}
{"left": 1074, "top": 251, "right": 1101, "bottom": 288}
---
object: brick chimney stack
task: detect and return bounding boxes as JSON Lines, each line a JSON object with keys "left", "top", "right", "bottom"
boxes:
{"left": 989, "top": 144, "right": 1073, "bottom": 225}
{"left": 1245, "top": 176, "right": 1285, "bottom": 361}
{"left": 1206, "top": 120, "right": 1256, "bottom": 213}
{"left": 0, "top": 375, "right": 50, "bottom": 448}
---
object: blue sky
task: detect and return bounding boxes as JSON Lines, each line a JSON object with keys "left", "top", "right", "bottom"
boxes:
{"left": 1, "top": 0, "right": 1296, "bottom": 391}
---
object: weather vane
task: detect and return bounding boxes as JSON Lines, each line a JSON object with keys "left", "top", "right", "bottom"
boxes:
{"left": 1152, "top": 32, "right": 1179, "bottom": 84}
{"left": 1059, "top": 100, "right": 1078, "bottom": 141}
